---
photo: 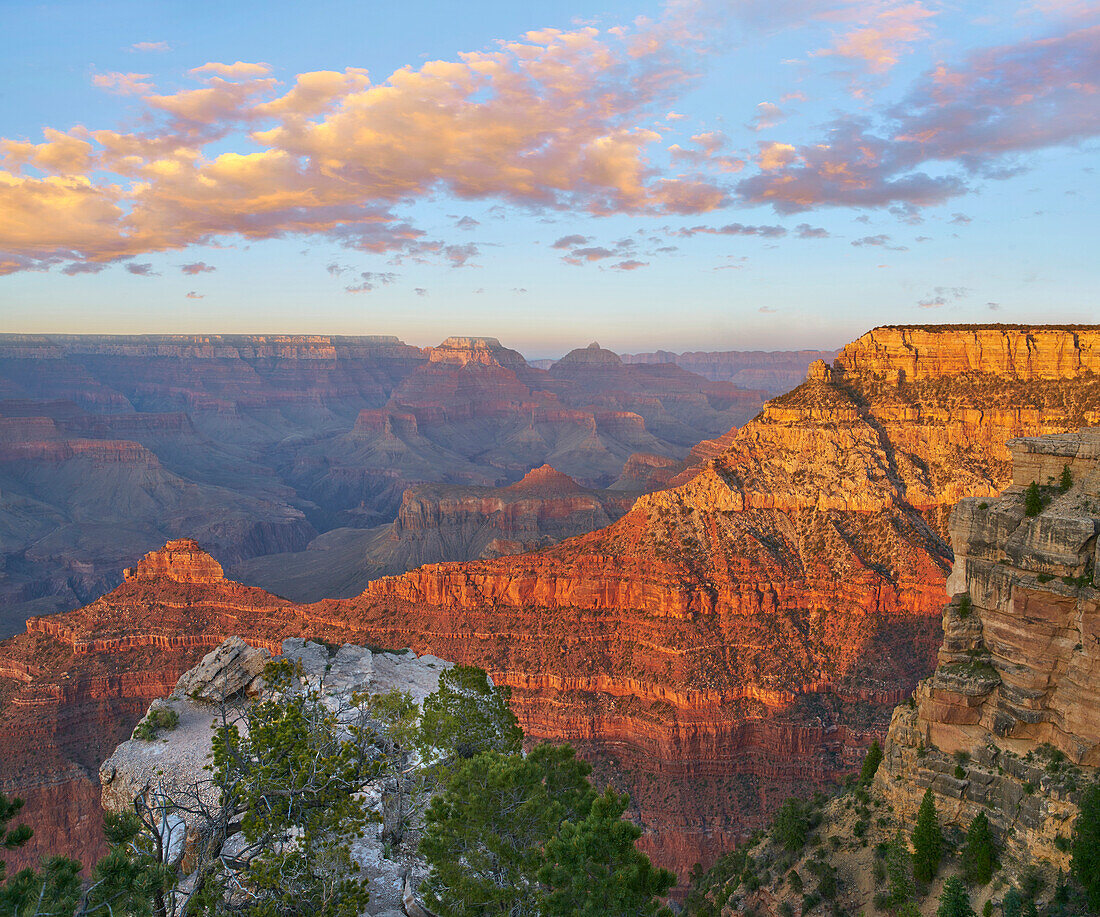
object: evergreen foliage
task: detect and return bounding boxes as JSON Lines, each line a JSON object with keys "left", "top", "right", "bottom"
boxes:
{"left": 0, "top": 792, "right": 173, "bottom": 917}
{"left": 195, "top": 659, "right": 375, "bottom": 917}
{"left": 937, "top": 877, "right": 976, "bottom": 917}
{"left": 884, "top": 829, "right": 916, "bottom": 910}
{"left": 1072, "top": 783, "right": 1100, "bottom": 912}
{"left": 420, "top": 743, "right": 595, "bottom": 916}
{"left": 1059, "top": 464, "right": 1073, "bottom": 493}
{"left": 419, "top": 665, "right": 524, "bottom": 763}
{"left": 539, "top": 787, "right": 674, "bottom": 916}
{"left": 1024, "top": 482, "right": 1043, "bottom": 517}
{"left": 912, "top": 788, "right": 943, "bottom": 882}
{"left": 773, "top": 798, "right": 811, "bottom": 852}
{"left": 961, "top": 811, "right": 995, "bottom": 885}
{"left": 420, "top": 744, "right": 672, "bottom": 917}
{"left": 860, "top": 740, "right": 884, "bottom": 785}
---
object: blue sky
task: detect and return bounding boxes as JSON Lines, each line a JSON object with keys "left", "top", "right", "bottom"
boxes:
{"left": 1, "top": 0, "right": 1097, "bottom": 356}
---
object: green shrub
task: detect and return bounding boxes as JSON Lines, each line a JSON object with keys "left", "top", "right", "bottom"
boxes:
{"left": 132, "top": 707, "right": 179, "bottom": 742}
{"left": 1072, "top": 783, "right": 1100, "bottom": 911}
{"left": 1059, "top": 464, "right": 1073, "bottom": 493}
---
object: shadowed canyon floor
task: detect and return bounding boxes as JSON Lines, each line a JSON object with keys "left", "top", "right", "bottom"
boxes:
{"left": 0, "top": 334, "right": 766, "bottom": 634}
{"left": 2, "top": 325, "right": 1100, "bottom": 884}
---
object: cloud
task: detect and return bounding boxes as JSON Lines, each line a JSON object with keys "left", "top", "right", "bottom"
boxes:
{"left": 552, "top": 234, "right": 591, "bottom": 249}
{"left": 668, "top": 131, "right": 744, "bottom": 172}
{"left": 180, "top": 261, "right": 215, "bottom": 274}
{"left": 0, "top": 18, "right": 731, "bottom": 274}
{"left": 949, "top": 212, "right": 972, "bottom": 224}
{"left": 747, "top": 102, "right": 787, "bottom": 132}
{"left": 851, "top": 234, "right": 907, "bottom": 250}
{"left": 987, "top": 301, "right": 1001, "bottom": 311}
{"left": 130, "top": 41, "right": 170, "bottom": 53}
{"left": 759, "top": 305, "right": 778, "bottom": 313}
{"left": 345, "top": 270, "right": 399, "bottom": 293}
{"left": 917, "top": 285, "right": 970, "bottom": 308}
{"left": 455, "top": 216, "right": 480, "bottom": 230}
{"left": 189, "top": 61, "right": 272, "bottom": 80}
{"left": 185, "top": 290, "right": 204, "bottom": 299}
{"left": 126, "top": 262, "right": 157, "bottom": 275}
{"left": 611, "top": 259, "right": 648, "bottom": 270}
{"left": 92, "top": 72, "right": 155, "bottom": 95}
{"left": 566, "top": 246, "right": 617, "bottom": 263}
{"left": 414, "top": 287, "right": 428, "bottom": 296}
{"left": 738, "top": 20, "right": 1100, "bottom": 213}
{"left": 61, "top": 261, "right": 107, "bottom": 275}
{"left": 678, "top": 222, "right": 787, "bottom": 238}
{"left": 795, "top": 223, "right": 829, "bottom": 238}
{"left": 813, "top": 1, "right": 937, "bottom": 76}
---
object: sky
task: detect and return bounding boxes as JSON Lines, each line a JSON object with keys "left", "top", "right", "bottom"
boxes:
{"left": 0, "top": 0, "right": 1097, "bottom": 357}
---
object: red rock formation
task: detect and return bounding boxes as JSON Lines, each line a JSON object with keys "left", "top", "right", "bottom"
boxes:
{"left": 123, "top": 539, "right": 225, "bottom": 584}
{"left": 4, "top": 325, "right": 1100, "bottom": 886}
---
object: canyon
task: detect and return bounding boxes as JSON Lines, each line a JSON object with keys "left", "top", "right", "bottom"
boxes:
{"left": 2, "top": 325, "right": 1099, "bottom": 886}
{"left": 0, "top": 334, "right": 766, "bottom": 633}
{"left": 690, "top": 425, "right": 1100, "bottom": 915}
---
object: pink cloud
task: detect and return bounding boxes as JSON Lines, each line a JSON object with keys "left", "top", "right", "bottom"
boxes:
{"left": 92, "top": 72, "right": 155, "bottom": 95}
{"left": 739, "top": 22, "right": 1100, "bottom": 213}
{"left": 813, "top": 2, "right": 937, "bottom": 76}
{"left": 610, "top": 259, "right": 648, "bottom": 270}
{"left": 180, "top": 261, "right": 215, "bottom": 274}
{"left": 130, "top": 41, "right": 170, "bottom": 52}
{"left": 189, "top": 61, "right": 272, "bottom": 80}
{"left": 0, "top": 19, "right": 726, "bottom": 274}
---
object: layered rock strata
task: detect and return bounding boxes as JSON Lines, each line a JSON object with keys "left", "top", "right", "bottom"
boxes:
{"left": 3, "top": 326, "right": 1100, "bottom": 884}
{"left": 876, "top": 426, "right": 1100, "bottom": 872}
{"left": 0, "top": 334, "right": 764, "bottom": 631}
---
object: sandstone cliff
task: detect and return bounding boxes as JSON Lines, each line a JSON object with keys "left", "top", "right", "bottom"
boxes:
{"left": 352, "top": 325, "right": 1100, "bottom": 879}
{"left": 4, "top": 325, "right": 1100, "bottom": 885}
{"left": 688, "top": 426, "right": 1100, "bottom": 916}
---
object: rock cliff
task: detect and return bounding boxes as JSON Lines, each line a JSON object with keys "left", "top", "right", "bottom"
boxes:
{"left": 3, "top": 325, "right": 1100, "bottom": 886}
{"left": 99, "top": 635, "right": 453, "bottom": 915}
{"left": 876, "top": 427, "right": 1100, "bottom": 873}
{"left": 352, "top": 325, "right": 1100, "bottom": 879}
{"left": 621, "top": 349, "right": 839, "bottom": 395}
{"left": 0, "top": 333, "right": 762, "bottom": 631}
{"left": 688, "top": 426, "right": 1100, "bottom": 916}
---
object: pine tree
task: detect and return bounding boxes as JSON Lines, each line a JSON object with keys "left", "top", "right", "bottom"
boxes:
{"left": 937, "top": 877, "right": 976, "bottom": 917}
{"left": 1024, "top": 482, "right": 1043, "bottom": 517}
{"left": 885, "top": 828, "right": 915, "bottom": 909}
{"left": 912, "top": 787, "right": 943, "bottom": 882}
{"left": 961, "top": 811, "right": 995, "bottom": 885}
{"left": 420, "top": 743, "right": 596, "bottom": 916}
{"left": 860, "top": 739, "right": 884, "bottom": 785}
{"left": 1059, "top": 464, "right": 1073, "bottom": 493}
{"left": 540, "top": 787, "right": 675, "bottom": 916}
{"left": 1072, "top": 784, "right": 1100, "bottom": 911}
{"left": 419, "top": 665, "right": 523, "bottom": 764}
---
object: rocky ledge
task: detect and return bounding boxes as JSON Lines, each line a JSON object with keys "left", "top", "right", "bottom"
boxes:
{"left": 101, "top": 635, "right": 453, "bottom": 916}
{"left": 877, "top": 425, "right": 1100, "bottom": 876}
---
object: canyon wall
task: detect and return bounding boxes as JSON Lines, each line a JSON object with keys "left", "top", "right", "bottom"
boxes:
{"left": 0, "top": 334, "right": 762, "bottom": 633}
{"left": 2, "top": 325, "right": 1099, "bottom": 884}
{"left": 621, "top": 348, "right": 839, "bottom": 395}
{"left": 876, "top": 427, "right": 1100, "bottom": 872}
